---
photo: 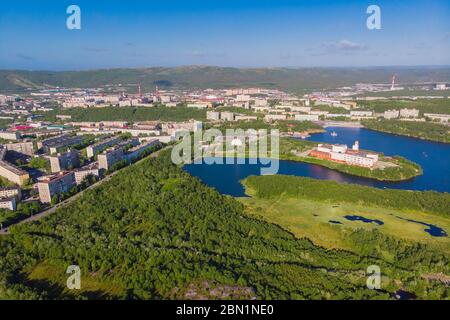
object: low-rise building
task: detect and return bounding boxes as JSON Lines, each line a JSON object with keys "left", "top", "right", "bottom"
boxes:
{"left": 37, "top": 172, "right": 76, "bottom": 203}
{"left": 383, "top": 110, "right": 400, "bottom": 119}
{"left": 400, "top": 108, "right": 420, "bottom": 118}
{"left": 187, "top": 103, "right": 210, "bottom": 109}
{"left": 220, "top": 112, "right": 235, "bottom": 121}
{"left": 0, "top": 131, "right": 21, "bottom": 141}
{"left": 294, "top": 114, "right": 319, "bottom": 121}
{"left": 206, "top": 111, "right": 220, "bottom": 121}
{"left": 264, "top": 114, "right": 287, "bottom": 122}
{"left": 290, "top": 106, "right": 311, "bottom": 113}
{"left": 350, "top": 110, "right": 373, "bottom": 117}
{"left": 234, "top": 115, "right": 258, "bottom": 121}
{"left": 424, "top": 113, "right": 450, "bottom": 123}
{"left": 162, "top": 121, "right": 203, "bottom": 136}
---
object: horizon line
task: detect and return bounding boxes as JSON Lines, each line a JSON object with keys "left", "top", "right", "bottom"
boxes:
{"left": 2, "top": 64, "right": 450, "bottom": 73}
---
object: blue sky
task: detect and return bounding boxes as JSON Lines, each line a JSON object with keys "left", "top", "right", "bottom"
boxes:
{"left": 0, "top": 0, "right": 449, "bottom": 70}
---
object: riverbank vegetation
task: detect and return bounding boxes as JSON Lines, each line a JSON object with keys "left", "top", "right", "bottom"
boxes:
{"left": 0, "top": 150, "right": 447, "bottom": 300}
{"left": 358, "top": 99, "right": 450, "bottom": 115}
{"left": 243, "top": 175, "right": 450, "bottom": 217}
{"left": 362, "top": 119, "right": 450, "bottom": 143}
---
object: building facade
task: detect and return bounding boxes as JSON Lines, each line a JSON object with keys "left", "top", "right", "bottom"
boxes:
{"left": 49, "top": 150, "right": 80, "bottom": 173}
{"left": 37, "top": 172, "right": 76, "bottom": 203}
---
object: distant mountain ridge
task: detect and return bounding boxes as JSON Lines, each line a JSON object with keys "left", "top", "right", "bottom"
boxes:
{"left": 1, "top": 66, "right": 449, "bottom": 93}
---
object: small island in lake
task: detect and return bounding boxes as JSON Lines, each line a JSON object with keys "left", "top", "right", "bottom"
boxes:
{"left": 286, "top": 139, "right": 422, "bottom": 182}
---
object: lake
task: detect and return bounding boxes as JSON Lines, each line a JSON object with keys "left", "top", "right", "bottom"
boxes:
{"left": 183, "top": 127, "right": 450, "bottom": 197}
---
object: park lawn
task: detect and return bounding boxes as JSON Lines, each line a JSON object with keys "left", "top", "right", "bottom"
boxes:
{"left": 239, "top": 193, "right": 450, "bottom": 255}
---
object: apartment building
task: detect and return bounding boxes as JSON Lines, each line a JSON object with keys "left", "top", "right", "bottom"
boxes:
{"left": 38, "top": 134, "right": 83, "bottom": 154}
{"left": 0, "top": 187, "right": 21, "bottom": 200}
{"left": 125, "top": 139, "right": 161, "bottom": 162}
{"left": 0, "top": 131, "right": 21, "bottom": 141}
{"left": 98, "top": 148, "right": 125, "bottom": 171}
{"left": 48, "top": 150, "right": 80, "bottom": 173}
{"left": 0, "top": 197, "right": 16, "bottom": 211}
{"left": 86, "top": 136, "right": 122, "bottom": 158}
{"left": 5, "top": 141, "right": 34, "bottom": 156}
{"left": 37, "top": 172, "right": 76, "bottom": 203}
{"left": 0, "top": 160, "right": 29, "bottom": 186}
{"left": 74, "top": 164, "right": 101, "bottom": 185}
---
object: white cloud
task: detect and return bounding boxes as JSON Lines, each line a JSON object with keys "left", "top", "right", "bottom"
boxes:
{"left": 336, "top": 40, "right": 369, "bottom": 51}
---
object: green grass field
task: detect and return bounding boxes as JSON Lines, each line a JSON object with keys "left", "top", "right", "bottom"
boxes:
{"left": 239, "top": 191, "right": 450, "bottom": 256}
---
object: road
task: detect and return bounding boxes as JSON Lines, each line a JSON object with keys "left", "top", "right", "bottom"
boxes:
{"left": 0, "top": 145, "right": 169, "bottom": 236}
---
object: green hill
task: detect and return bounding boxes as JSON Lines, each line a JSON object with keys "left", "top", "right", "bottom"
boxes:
{"left": 1, "top": 66, "right": 450, "bottom": 93}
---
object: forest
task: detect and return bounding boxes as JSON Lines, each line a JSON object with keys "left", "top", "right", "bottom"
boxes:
{"left": 215, "top": 120, "right": 323, "bottom": 133}
{"left": 37, "top": 106, "right": 207, "bottom": 123}
{"left": 0, "top": 150, "right": 448, "bottom": 300}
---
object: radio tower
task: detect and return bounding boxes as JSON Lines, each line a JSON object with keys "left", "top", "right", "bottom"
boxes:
{"left": 391, "top": 75, "right": 396, "bottom": 91}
